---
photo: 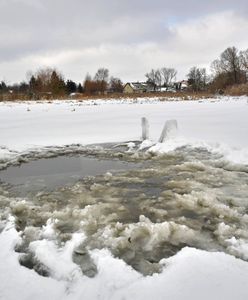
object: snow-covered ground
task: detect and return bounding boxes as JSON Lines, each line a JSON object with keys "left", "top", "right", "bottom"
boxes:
{"left": 1, "top": 96, "right": 248, "bottom": 165}
{"left": 2, "top": 219, "right": 248, "bottom": 300}
{"left": 1, "top": 96, "right": 248, "bottom": 300}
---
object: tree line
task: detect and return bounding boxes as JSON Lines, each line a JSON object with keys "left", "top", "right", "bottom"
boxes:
{"left": 1, "top": 46, "right": 248, "bottom": 99}
{"left": 0, "top": 67, "right": 123, "bottom": 99}
{"left": 144, "top": 46, "right": 248, "bottom": 93}
{"left": 210, "top": 47, "right": 248, "bottom": 92}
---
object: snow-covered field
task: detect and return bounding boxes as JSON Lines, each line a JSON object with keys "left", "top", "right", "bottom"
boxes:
{"left": 1, "top": 96, "right": 248, "bottom": 300}
{"left": 1, "top": 96, "right": 248, "bottom": 165}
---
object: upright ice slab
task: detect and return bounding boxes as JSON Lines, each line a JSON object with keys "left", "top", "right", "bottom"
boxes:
{"left": 158, "top": 120, "right": 178, "bottom": 143}
{"left": 141, "top": 117, "right": 149, "bottom": 140}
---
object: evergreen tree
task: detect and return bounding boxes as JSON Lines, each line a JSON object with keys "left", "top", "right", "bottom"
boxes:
{"left": 50, "top": 71, "right": 66, "bottom": 96}
{"left": 66, "top": 80, "right": 77, "bottom": 94}
{"left": 29, "top": 76, "right": 37, "bottom": 93}
{"left": 77, "top": 83, "right": 83, "bottom": 93}
{"left": 0, "top": 81, "right": 7, "bottom": 92}
{"left": 19, "top": 82, "right": 29, "bottom": 93}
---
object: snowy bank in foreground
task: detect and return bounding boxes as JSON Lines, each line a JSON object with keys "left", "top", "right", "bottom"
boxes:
{"left": 0, "top": 96, "right": 248, "bottom": 165}
{"left": 1, "top": 221, "right": 248, "bottom": 300}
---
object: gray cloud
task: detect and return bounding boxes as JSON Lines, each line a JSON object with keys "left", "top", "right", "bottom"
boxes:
{"left": 0, "top": 0, "right": 248, "bottom": 83}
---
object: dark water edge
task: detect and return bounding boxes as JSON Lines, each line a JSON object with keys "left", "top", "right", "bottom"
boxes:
{"left": 0, "top": 154, "right": 140, "bottom": 196}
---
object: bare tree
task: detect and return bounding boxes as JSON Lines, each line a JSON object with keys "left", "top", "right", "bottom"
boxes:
{"left": 145, "top": 69, "right": 162, "bottom": 90}
{"left": 155, "top": 69, "right": 162, "bottom": 88}
{"left": 160, "top": 68, "right": 177, "bottom": 87}
{"left": 109, "top": 77, "right": 123, "bottom": 93}
{"left": 145, "top": 69, "right": 157, "bottom": 90}
{"left": 210, "top": 46, "right": 248, "bottom": 90}
{"left": 187, "top": 67, "right": 207, "bottom": 91}
{"left": 94, "top": 68, "right": 109, "bottom": 82}
{"left": 240, "top": 49, "right": 248, "bottom": 72}
{"left": 94, "top": 68, "right": 109, "bottom": 94}
{"left": 36, "top": 67, "right": 54, "bottom": 90}
{"left": 84, "top": 74, "right": 97, "bottom": 95}
{"left": 211, "top": 47, "right": 241, "bottom": 84}
{"left": 210, "top": 59, "right": 221, "bottom": 76}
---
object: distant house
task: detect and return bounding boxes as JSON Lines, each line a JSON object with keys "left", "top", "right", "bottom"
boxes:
{"left": 180, "top": 80, "right": 188, "bottom": 90}
{"left": 123, "top": 82, "right": 154, "bottom": 94}
{"left": 123, "top": 81, "right": 189, "bottom": 94}
{"left": 173, "top": 80, "right": 189, "bottom": 91}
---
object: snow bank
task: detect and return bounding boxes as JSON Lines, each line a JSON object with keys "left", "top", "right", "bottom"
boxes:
{"left": 1, "top": 221, "right": 248, "bottom": 300}
{"left": 0, "top": 220, "right": 66, "bottom": 300}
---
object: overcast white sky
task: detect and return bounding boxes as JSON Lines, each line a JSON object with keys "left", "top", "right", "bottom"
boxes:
{"left": 0, "top": 0, "right": 248, "bottom": 84}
